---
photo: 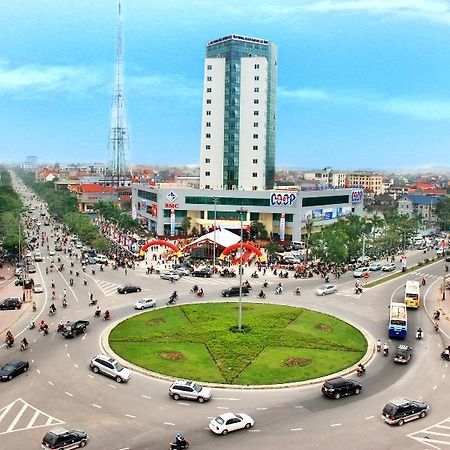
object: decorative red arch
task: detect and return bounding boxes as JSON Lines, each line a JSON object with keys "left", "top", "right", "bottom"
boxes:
{"left": 219, "top": 242, "right": 266, "bottom": 262}
{"left": 139, "top": 240, "right": 179, "bottom": 255}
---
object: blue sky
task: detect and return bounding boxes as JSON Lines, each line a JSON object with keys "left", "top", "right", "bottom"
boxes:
{"left": 1, "top": 0, "right": 450, "bottom": 170}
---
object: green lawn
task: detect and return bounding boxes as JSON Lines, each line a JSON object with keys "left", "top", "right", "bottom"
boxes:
{"left": 109, "top": 302, "right": 366, "bottom": 385}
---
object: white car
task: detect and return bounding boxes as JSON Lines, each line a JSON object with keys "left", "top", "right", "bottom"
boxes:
{"left": 89, "top": 354, "right": 131, "bottom": 383}
{"left": 174, "top": 267, "right": 191, "bottom": 276}
{"left": 209, "top": 412, "right": 254, "bottom": 435}
{"left": 316, "top": 284, "right": 337, "bottom": 296}
{"left": 134, "top": 298, "right": 157, "bottom": 310}
{"left": 160, "top": 271, "right": 180, "bottom": 281}
{"left": 95, "top": 254, "right": 108, "bottom": 264}
{"left": 33, "top": 283, "right": 44, "bottom": 293}
{"left": 48, "top": 249, "right": 56, "bottom": 256}
{"left": 353, "top": 267, "right": 370, "bottom": 278}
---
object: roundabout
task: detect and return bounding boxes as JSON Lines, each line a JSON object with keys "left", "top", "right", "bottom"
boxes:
{"left": 108, "top": 302, "right": 367, "bottom": 385}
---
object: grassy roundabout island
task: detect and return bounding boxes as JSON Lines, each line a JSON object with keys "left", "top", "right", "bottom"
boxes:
{"left": 109, "top": 302, "right": 367, "bottom": 385}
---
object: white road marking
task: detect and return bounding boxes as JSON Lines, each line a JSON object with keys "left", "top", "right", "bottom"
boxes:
{"left": 88, "top": 375, "right": 94, "bottom": 379}
{"left": 365, "top": 416, "right": 374, "bottom": 420}
{"left": 125, "top": 414, "right": 136, "bottom": 418}
{"left": 82, "top": 334, "right": 86, "bottom": 340}
{"left": 291, "top": 428, "right": 303, "bottom": 431}
{"left": 117, "top": 448, "right": 130, "bottom": 450}
{"left": 214, "top": 397, "right": 240, "bottom": 401}
{"left": 108, "top": 384, "right": 117, "bottom": 389}
{"left": 249, "top": 429, "right": 261, "bottom": 432}
{"left": 256, "top": 407, "right": 268, "bottom": 410}
{"left": 433, "top": 385, "right": 438, "bottom": 390}
{"left": 141, "top": 395, "right": 152, "bottom": 399}
{"left": 216, "top": 406, "right": 229, "bottom": 410}
{"left": 65, "top": 392, "right": 73, "bottom": 397}
{"left": 31, "top": 359, "right": 34, "bottom": 363}
{"left": 164, "top": 422, "right": 175, "bottom": 426}
{"left": 92, "top": 404, "right": 102, "bottom": 409}
{"left": 74, "top": 363, "right": 78, "bottom": 369}
{"left": 66, "top": 353, "right": 70, "bottom": 358}
{"left": 330, "top": 423, "right": 342, "bottom": 427}
{"left": 295, "top": 405, "right": 303, "bottom": 409}
{"left": 5, "top": 402, "right": 27, "bottom": 433}
{"left": 443, "top": 374, "right": 446, "bottom": 379}
{"left": 207, "top": 417, "right": 214, "bottom": 419}
{"left": 36, "top": 369, "right": 40, "bottom": 374}
{"left": 48, "top": 381, "right": 54, "bottom": 386}
{"left": 65, "top": 343, "right": 67, "bottom": 348}
{"left": 178, "top": 402, "right": 189, "bottom": 406}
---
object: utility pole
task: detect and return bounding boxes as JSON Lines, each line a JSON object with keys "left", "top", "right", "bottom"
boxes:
{"left": 237, "top": 207, "right": 247, "bottom": 331}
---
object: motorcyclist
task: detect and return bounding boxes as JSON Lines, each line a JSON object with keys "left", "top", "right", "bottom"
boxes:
{"left": 94, "top": 307, "right": 101, "bottom": 317}
{"left": 51, "top": 280, "right": 55, "bottom": 289}
{"left": 442, "top": 348, "right": 450, "bottom": 361}
{"left": 416, "top": 327, "right": 423, "bottom": 339}
{"left": 191, "top": 285, "right": 199, "bottom": 293}
{"left": 196, "top": 288, "right": 204, "bottom": 297}
{"left": 62, "top": 298, "right": 67, "bottom": 308}
{"left": 103, "top": 310, "right": 110, "bottom": 320}
{"left": 69, "top": 278, "right": 74, "bottom": 286}
{"left": 421, "top": 277, "right": 426, "bottom": 286}
{"left": 5, "top": 331, "right": 14, "bottom": 346}
{"left": 49, "top": 303, "right": 56, "bottom": 315}
{"left": 376, "top": 339, "right": 381, "bottom": 351}
{"left": 20, "top": 337, "right": 28, "bottom": 350}
{"left": 83, "top": 277, "right": 87, "bottom": 286}
{"left": 383, "top": 343, "right": 389, "bottom": 355}
{"left": 172, "top": 433, "right": 186, "bottom": 450}
{"left": 57, "top": 321, "right": 64, "bottom": 332}
{"left": 32, "top": 301, "right": 37, "bottom": 312}
{"left": 51, "top": 290, "right": 56, "bottom": 300}
{"left": 171, "top": 291, "right": 178, "bottom": 301}
{"left": 433, "top": 310, "right": 440, "bottom": 320}
{"left": 262, "top": 280, "right": 268, "bottom": 288}
{"left": 258, "top": 289, "right": 265, "bottom": 298}
{"left": 356, "top": 363, "right": 365, "bottom": 375}
{"left": 434, "top": 322, "right": 440, "bottom": 332}
{"left": 294, "top": 287, "right": 301, "bottom": 296}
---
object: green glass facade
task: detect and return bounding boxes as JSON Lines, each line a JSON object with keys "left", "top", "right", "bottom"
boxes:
{"left": 206, "top": 35, "right": 277, "bottom": 190}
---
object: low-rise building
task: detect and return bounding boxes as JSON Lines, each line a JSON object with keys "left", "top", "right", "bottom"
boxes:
{"left": 303, "top": 170, "right": 346, "bottom": 187}
{"left": 132, "top": 184, "right": 365, "bottom": 241}
{"left": 69, "top": 184, "right": 117, "bottom": 213}
{"left": 346, "top": 172, "right": 385, "bottom": 195}
{"left": 397, "top": 194, "right": 444, "bottom": 228}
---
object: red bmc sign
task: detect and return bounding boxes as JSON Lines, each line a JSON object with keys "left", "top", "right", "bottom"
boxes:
{"left": 165, "top": 203, "right": 178, "bottom": 209}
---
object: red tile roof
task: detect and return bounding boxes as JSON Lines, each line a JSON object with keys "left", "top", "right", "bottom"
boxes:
{"left": 70, "top": 184, "right": 115, "bottom": 194}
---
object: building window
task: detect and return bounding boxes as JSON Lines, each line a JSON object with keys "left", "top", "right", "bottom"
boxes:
{"left": 254, "top": 99, "right": 259, "bottom": 104}
{"left": 207, "top": 64, "right": 212, "bottom": 70}
{"left": 205, "top": 171, "right": 210, "bottom": 176}
{"left": 206, "top": 88, "right": 212, "bottom": 93}
{"left": 206, "top": 99, "right": 211, "bottom": 104}
{"left": 253, "top": 159, "right": 258, "bottom": 164}
{"left": 206, "top": 110, "right": 211, "bottom": 116}
{"left": 253, "top": 145, "right": 258, "bottom": 150}
{"left": 205, "top": 184, "right": 210, "bottom": 189}
{"left": 254, "top": 76, "right": 259, "bottom": 81}
{"left": 252, "top": 186, "right": 258, "bottom": 191}
{"left": 254, "top": 122, "right": 258, "bottom": 127}
{"left": 205, "top": 145, "right": 210, "bottom": 149}
{"left": 205, "top": 158, "right": 210, "bottom": 163}
{"left": 254, "top": 87, "right": 259, "bottom": 93}
{"left": 254, "top": 64, "right": 260, "bottom": 69}
{"left": 206, "top": 133, "right": 211, "bottom": 138}
{"left": 252, "top": 172, "right": 257, "bottom": 178}
{"left": 254, "top": 111, "right": 259, "bottom": 116}
{"left": 207, "top": 76, "right": 212, "bottom": 81}
{"left": 206, "top": 122, "right": 211, "bottom": 127}
{"left": 253, "top": 134, "right": 258, "bottom": 139}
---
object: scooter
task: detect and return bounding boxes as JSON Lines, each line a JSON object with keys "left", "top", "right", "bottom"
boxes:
{"left": 356, "top": 367, "right": 365, "bottom": 377}
{"left": 103, "top": 311, "right": 110, "bottom": 321}
{"left": 416, "top": 330, "right": 423, "bottom": 340}
{"left": 383, "top": 347, "right": 389, "bottom": 356}
{"left": 94, "top": 309, "right": 101, "bottom": 318}
{"left": 170, "top": 440, "right": 189, "bottom": 449}
{"left": 433, "top": 311, "right": 440, "bottom": 320}
{"left": 376, "top": 342, "right": 381, "bottom": 352}
{"left": 29, "top": 320, "right": 36, "bottom": 330}
{"left": 49, "top": 308, "right": 56, "bottom": 316}
{"left": 355, "top": 286, "right": 363, "bottom": 295}
{"left": 251, "top": 272, "right": 259, "bottom": 279}
{"left": 5, "top": 339, "right": 14, "bottom": 348}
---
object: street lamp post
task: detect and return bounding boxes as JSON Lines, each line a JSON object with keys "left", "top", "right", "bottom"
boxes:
{"left": 212, "top": 197, "right": 218, "bottom": 274}
{"left": 236, "top": 207, "right": 247, "bottom": 331}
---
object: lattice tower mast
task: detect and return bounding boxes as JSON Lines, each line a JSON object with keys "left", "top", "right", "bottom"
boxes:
{"left": 107, "top": 0, "right": 129, "bottom": 184}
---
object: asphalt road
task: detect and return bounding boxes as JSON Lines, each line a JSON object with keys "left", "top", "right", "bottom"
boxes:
{"left": 1, "top": 176, "right": 449, "bottom": 450}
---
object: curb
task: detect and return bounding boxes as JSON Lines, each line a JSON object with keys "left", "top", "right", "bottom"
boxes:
{"left": 100, "top": 301, "right": 376, "bottom": 390}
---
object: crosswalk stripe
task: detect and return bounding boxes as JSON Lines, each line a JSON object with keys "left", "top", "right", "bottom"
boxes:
{"left": 26, "top": 410, "right": 40, "bottom": 429}
{"left": 6, "top": 403, "right": 27, "bottom": 433}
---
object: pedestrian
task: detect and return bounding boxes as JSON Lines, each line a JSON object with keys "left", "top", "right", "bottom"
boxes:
{"left": 124, "top": 267, "right": 128, "bottom": 275}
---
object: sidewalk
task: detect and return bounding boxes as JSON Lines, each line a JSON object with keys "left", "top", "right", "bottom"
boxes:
{"left": 430, "top": 274, "right": 450, "bottom": 341}
{"left": 0, "top": 265, "right": 28, "bottom": 335}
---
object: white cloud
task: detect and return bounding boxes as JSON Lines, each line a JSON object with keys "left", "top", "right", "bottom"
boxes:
{"left": 280, "top": 86, "right": 450, "bottom": 121}
{"left": 217, "top": 0, "right": 450, "bottom": 25}
{"left": 0, "top": 61, "right": 105, "bottom": 97}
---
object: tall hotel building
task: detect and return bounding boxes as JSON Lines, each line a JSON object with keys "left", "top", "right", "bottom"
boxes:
{"left": 199, "top": 35, "right": 277, "bottom": 191}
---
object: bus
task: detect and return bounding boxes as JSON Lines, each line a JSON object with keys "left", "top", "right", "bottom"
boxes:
{"left": 404, "top": 280, "right": 420, "bottom": 309}
{"left": 388, "top": 302, "right": 408, "bottom": 338}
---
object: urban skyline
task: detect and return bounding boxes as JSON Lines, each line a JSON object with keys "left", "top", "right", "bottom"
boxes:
{"left": 1, "top": 0, "right": 450, "bottom": 170}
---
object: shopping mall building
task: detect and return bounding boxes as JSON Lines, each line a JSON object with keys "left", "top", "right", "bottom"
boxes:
{"left": 131, "top": 185, "right": 364, "bottom": 241}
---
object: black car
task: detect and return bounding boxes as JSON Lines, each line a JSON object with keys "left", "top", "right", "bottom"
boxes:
{"left": 192, "top": 268, "right": 213, "bottom": 278}
{"left": 0, "top": 297, "right": 22, "bottom": 310}
{"left": 54, "top": 244, "right": 63, "bottom": 252}
{"left": 0, "top": 361, "right": 29, "bottom": 381}
{"left": 62, "top": 320, "right": 89, "bottom": 338}
{"left": 382, "top": 399, "right": 429, "bottom": 426}
{"left": 221, "top": 286, "right": 250, "bottom": 297}
{"left": 42, "top": 427, "right": 89, "bottom": 449}
{"left": 321, "top": 377, "right": 362, "bottom": 399}
{"left": 117, "top": 284, "right": 141, "bottom": 294}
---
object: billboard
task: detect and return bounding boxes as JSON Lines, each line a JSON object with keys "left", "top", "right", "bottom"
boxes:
{"left": 270, "top": 192, "right": 297, "bottom": 207}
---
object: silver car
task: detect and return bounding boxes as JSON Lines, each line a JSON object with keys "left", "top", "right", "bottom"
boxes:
{"left": 316, "top": 284, "right": 337, "bottom": 296}
{"left": 168, "top": 380, "right": 212, "bottom": 403}
{"left": 160, "top": 271, "right": 180, "bottom": 281}
{"left": 134, "top": 298, "right": 157, "bottom": 310}
{"left": 89, "top": 354, "right": 131, "bottom": 383}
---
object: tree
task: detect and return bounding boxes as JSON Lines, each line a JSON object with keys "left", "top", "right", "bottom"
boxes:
{"left": 303, "top": 218, "right": 314, "bottom": 262}
{"left": 250, "top": 220, "right": 268, "bottom": 240}
{"left": 92, "top": 237, "right": 111, "bottom": 253}
{"left": 181, "top": 216, "right": 191, "bottom": 236}
{"left": 436, "top": 197, "right": 450, "bottom": 231}
{"left": 265, "top": 241, "right": 279, "bottom": 259}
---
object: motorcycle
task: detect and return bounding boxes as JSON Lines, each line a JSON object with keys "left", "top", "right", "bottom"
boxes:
{"left": 251, "top": 272, "right": 259, "bottom": 279}
{"left": 262, "top": 282, "right": 268, "bottom": 288}
{"left": 293, "top": 289, "right": 301, "bottom": 296}
{"left": 376, "top": 342, "right": 381, "bottom": 352}
{"left": 103, "top": 311, "right": 110, "bottom": 321}
{"left": 441, "top": 351, "right": 450, "bottom": 361}
{"left": 29, "top": 320, "right": 36, "bottom": 330}
{"left": 383, "top": 346, "right": 389, "bottom": 356}
{"left": 57, "top": 323, "right": 64, "bottom": 332}
{"left": 416, "top": 330, "right": 423, "bottom": 340}
{"left": 89, "top": 299, "right": 97, "bottom": 306}
{"left": 20, "top": 342, "right": 28, "bottom": 351}
{"left": 190, "top": 286, "right": 199, "bottom": 293}
{"left": 355, "top": 286, "right": 363, "bottom": 294}
{"left": 166, "top": 297, "right": 177, "bottom": 305}
{"left": 433, "top": 311, "right": 440, "bottom": 320}
{"left": 32, "top": 304, "right": 37, "bottom": 312}
{"left": 170, "top": 440, "right": 189, "bottom": 449}
{"left": 356, "top": 366, "right": 365, "bottom": 377}
{"left": 257, "top": 292, "right": 266, "bottom": 299}
{"left": 195, "top": 291, "right": 204, "bottom": 298}
{"left": 69, "top": 279, "right": 74, "bottom": 286}
{"left": 5, "top": 339, "right": 14, "bottom": 348}
{"left": 49, "top": 308, "right": 56, "bottom": 316}
{"left": 62, "top": 300, "right": 67, "bottom": 308}
{"left": 275, "top": 288, "right": 283, "bottom": 295}
{"left": 94, "top": 309, "right": 101, "bottom": 318}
